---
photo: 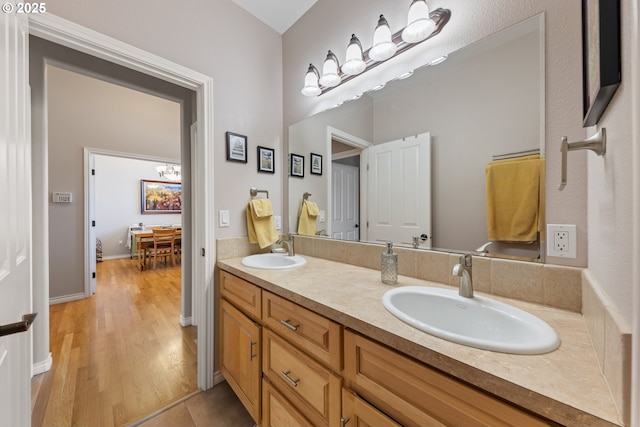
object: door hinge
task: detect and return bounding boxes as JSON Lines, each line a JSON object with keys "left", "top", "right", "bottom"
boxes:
{"left": 201, "top": 248, "right": 206, "bottom": 257}
{"left": 91, "top": 168, "right": 95, "bottom": 176}
{"left": 92, "top": 272, "right": 96, "bottom": 279}
{"left": 91, "top": 220, "right": 96, "bottom": 227}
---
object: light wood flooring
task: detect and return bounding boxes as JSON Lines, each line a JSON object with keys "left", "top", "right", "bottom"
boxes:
{"left": 30, "top": 258, "right": 206, "bottom": 427}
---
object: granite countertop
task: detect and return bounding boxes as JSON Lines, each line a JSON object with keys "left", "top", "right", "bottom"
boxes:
{"left": 217, "top": 255, "right": 621, "bottom": 427}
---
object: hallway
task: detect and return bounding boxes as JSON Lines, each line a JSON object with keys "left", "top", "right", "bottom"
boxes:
{"left": 31, "top": 259, "right": 198, "bottom": 426}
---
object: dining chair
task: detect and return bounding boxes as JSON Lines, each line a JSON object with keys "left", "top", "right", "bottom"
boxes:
{"left": 150, "top": 228, "right": 176, "bottom": 268}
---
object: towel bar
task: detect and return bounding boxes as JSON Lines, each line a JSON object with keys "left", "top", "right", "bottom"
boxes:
{"left": 250, "top": 187, "right": 269, "bottom": 198}
{"left": 559, "top": 128, "right": 606, "bottom": 190}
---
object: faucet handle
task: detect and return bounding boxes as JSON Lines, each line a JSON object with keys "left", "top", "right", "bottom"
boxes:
{"left": 460, "top": 253, "right": 472, "bottom": 267}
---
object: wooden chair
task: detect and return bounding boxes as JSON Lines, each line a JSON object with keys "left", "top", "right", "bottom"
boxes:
{"left": 149, "top": 228, "right": 176, "bottom": 268}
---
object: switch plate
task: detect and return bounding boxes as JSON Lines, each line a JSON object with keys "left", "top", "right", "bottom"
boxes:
{"left": 274, "top": 215, "right": 282, "bottom": 230}
{"left": 319, "top": 210, "right": 326, "bottom": 223}
{"left": 219, "top": 210, "right": 230, "bottom": 228}
{"left": 547, "top": 224, "right": 576, "bottom": 258}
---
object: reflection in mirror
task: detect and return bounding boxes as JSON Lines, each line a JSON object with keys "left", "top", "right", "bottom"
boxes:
{"left": 289, "top": 15, "right": 545, "bottom": 261}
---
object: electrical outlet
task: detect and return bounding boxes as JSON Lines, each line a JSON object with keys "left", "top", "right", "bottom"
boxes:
{"left": 547, "top": 224, "right": 576, "bottom": 258}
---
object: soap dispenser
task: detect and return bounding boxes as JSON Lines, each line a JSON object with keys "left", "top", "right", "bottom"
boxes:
{"left": 381, "top": 242, "right": 398, "bottom": 285}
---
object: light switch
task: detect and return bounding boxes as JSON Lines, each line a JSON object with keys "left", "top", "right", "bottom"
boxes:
{"left": 219, "top": 210, "right": 230, "bottom": 228}
{"left": 319, "top": 210, "right": 326, "bottom": 223}
{"left": 274, "top": 215, "right": 282, "bottom": 230}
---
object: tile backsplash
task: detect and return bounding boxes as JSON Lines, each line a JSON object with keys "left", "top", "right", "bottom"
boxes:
{"left": 216, "top": 235, "right": 629, "bottom": 424}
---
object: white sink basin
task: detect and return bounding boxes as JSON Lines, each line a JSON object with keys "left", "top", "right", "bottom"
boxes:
{"left": 382, "top": 286, "right": 559, "bottom": 354}
{"left": 241, "top": 253, "right": 306, "bottom": 270}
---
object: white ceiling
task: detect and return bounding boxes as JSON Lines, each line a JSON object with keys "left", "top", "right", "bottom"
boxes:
{"left": 232, "top": 0, "right": 317, "bottom": 34}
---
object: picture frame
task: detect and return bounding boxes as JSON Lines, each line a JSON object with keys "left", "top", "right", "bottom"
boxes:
{"left": 257, "top": 146, "right": 275, "bottom": 173}
{"left": 582, "top": 0, "right": 621, "bottom": 127}
{"left": 290, "top": 153, "right": 304, "bottom": 178}
{"left": 310, "top": 153, "right": 323, "bottom": 175}
{"left": 226, "top": 131, "right": 248, "bottom": 163}
{"left": 141, "top": 179, "right": 182, "bottom": 214}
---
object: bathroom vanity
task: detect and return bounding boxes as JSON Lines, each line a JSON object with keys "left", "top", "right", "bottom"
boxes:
{"left": 217, "top": 255, "right": 622, "bottom": 426}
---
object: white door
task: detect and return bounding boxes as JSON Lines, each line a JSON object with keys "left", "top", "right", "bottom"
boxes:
{"left": 366, "top": 133, "right": 432, "bottom": 247}
{"left": 88, "top": 154, "right": 96, "bottom": 295}
{"left": 0, "top": 4, "right": 34, "bottom": 426}
{"left": 331, "top": 162, "right": 360, "bottom": 240}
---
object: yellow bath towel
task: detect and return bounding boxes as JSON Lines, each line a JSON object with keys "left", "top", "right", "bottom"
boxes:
{"left": 297, "top": 201, "right": 319, "bottom": 236}
{"left": 247, "top": 199, "right": 278, "bottom": 248}
{"left": 485, "top": 155, "right": 545, "bottom": 242}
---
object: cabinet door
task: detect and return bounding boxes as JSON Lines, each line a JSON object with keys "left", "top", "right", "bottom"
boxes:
{"left": 220, "top": 299, "right": 261, "bottom": 423}
{"left": 263, "top": 378, "right": 314, "bottom": 427}
{"left": 342, "top": 388, "right": 402, "bottom": 427}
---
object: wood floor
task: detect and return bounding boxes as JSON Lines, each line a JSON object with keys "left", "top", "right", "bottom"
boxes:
{"left": 31, "top": 258, "right": 201, "bottom": 427}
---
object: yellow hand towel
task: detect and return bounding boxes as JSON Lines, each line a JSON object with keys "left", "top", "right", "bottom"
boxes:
{"left": 246, "top": 199, "right": 278, "bottom": 249}
{"left": 485, "top": 155, "right": 544, "bottom": 242}
{"left": 297, "top": 201, "right": 318, "bottom": 236}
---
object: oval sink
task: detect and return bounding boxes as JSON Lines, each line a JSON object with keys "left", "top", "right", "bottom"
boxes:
{"left": 241, "top": 253, "right": 306, "bottom": 270}
{"left": 382, "top": 286, "right": 559, "bottom": 354}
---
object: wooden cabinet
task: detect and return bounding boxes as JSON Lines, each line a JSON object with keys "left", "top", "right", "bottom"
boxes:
{"left": 219, "top": 272, "right": 262, "bottom": 424}
{"left": 344, "top": 330, "right": 554, "bottom": 427}
{"left": 342, "top": 388, "right": 402, "bottom": 427}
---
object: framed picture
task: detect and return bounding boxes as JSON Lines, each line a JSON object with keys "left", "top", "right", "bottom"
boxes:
{"left": 310, "top": 153, "right": 323, "bottom": 175}
{"left": 290, "top": 153, "right": 304, "bottom": 178}
{"left": 141, "top": 180, "right": 182, "bottom": 214}
{"left": 257, "top": 146, "right": 275, "bottom": 173}
{"left": 226, "top": 131, "right": 248, "bottom": 163}
{"left": 582, "top": 0, "right": 621, "bottom": 127}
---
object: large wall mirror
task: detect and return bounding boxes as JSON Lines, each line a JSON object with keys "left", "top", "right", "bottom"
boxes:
{"left": 288, "top": 14, "right": 545, "bottom": 261}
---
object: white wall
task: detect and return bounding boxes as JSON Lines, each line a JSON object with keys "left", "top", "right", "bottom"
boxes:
{"left": 95, "top": 156, "right": 182, "bottom": 259}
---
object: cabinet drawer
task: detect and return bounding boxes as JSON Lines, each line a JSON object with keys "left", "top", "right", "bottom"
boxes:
{"left": 220, "top": 270, "right": 262, "bottom": 321}
{"left": 342, "top": 388, "right": 402, "bottom": 427}
{"left": 262, "top": 377, "right": 314, "bottom": 427}
{"left": 344, "top": 330, "right": 554, "bottom": 427}
{"left": 263, "top": 291, "right": 342, "bottom": 371}
{"left": 263, "top": 328, "right": 342, "bottom": 427}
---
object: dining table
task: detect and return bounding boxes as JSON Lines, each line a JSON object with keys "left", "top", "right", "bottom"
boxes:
{"left": 131, "top": 228, "right": 182, "bottom": 270}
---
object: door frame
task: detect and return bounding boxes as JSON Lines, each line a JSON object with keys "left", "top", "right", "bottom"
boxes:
{"left": 29, "top": 13, "right": 216, "bottom": 390}
{"left": 325, "top": 126, "right": 371, "bottom": 239}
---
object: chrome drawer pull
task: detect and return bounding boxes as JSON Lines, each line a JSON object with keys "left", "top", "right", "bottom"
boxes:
{"left": 341, "top": 417, "right": 351, "bottom": 427}
{"left": 280, "top": 370, "right": 300, "bottom": 387}
{"left": 249, "top": 340, "right": 257, "bottom": 361}
{"left": 280, "top": 319, "right": 299, "bottom": 331}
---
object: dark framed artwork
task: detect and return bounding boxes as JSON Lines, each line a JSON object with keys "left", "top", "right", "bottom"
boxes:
{"left": 290, "top": 153, "right": 304, "bottom": 178}
{"left": 141, "top": 180, "right": 182, "bottom": 214}
{"left": 226, "top": 131, "right": 248, "bottom": 163}
{"left": 582, "top": 0, "right": 621, "bottom": 127}
{"left": 257, "top": 146, "right": 275, "bottom": 173}
{"left": 310, "top": 153, "right": 323, "bottom": 175}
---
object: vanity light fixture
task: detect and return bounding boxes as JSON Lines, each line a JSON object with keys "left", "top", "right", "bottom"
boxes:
{"left": 369, "top": 15, "right": 397, "bottom": 62}
{"left": 402, "top": 0, "right": 436, "bottom": 43}
{"left": 301, "top": 4, "right": 451, "bottom": 97}
{"left": 301, "top": 63, "right": 322, "bottom": 96}
{"left": 319, "top": 50, "right": 341, "bottom": 87}
{"left": 341, "top": 34, "right": 366, "bottom": 75}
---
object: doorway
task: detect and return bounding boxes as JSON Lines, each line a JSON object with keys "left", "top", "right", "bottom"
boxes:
{"left": 29, "top": 17, "right": 216, "bottom": 392}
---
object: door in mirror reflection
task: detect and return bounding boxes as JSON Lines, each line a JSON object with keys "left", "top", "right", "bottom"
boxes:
{"left": 332, "top": 162, "right": 360, "bottom": 240}
{"left": 365, "top": 133, "right": 432, "bottom": 248}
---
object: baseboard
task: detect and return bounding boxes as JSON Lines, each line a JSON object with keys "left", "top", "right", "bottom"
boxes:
{"left": 102, "top": 254, "right": 131, "bottom": 261}
{"left": 32, "top": 352, "right": 52, "bottom": 376}
{"left": 180, "top": 315, "right": 192, "bottom": 327}
{"left": 49, "top": 293, "right": 85, "bottom": 305}
{"left": 213, "top": 370, "right": 225, "bottom": 385}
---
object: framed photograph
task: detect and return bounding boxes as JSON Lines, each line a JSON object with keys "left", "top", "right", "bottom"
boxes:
{"left": 257, "top": 146, "right": 275, "bottom": 173}
{"left": 310, "top": 153, "right": 323, "bottom": 175}
{"left": 290, "top": 153, "right": 304, "bottom": 178}
{"left": 141, "top": 180, "right": 182, "bottom": 214}
{"left": 582, "top": 0, "right": 621, "bottom": 127}
{"left": 226, "top": 131, "right": 248, "bottom": 163}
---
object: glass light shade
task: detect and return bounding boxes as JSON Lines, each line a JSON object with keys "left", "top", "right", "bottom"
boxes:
{"left": 341, "top": 34, "right": 366, "bottom": 75}
{"left": 319, "top": 50, "right": 341, "bottom": 87}
{"left": 301, "top": 63, "right": 321, "bottom": 96}
{"left": 369, "top": 15, "right": 397, "bottom": 62}
{"left": 402, "top": 0, "right": 436, "bottom": 43}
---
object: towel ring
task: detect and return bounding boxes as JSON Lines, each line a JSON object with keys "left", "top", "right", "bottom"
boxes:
{"left": 250, "top": 187, "right": 269, "bottom": 198}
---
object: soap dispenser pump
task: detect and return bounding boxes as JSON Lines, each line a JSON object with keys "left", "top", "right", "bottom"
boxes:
{"left": 381, "top": 242, "right": 398, "bottom": 285}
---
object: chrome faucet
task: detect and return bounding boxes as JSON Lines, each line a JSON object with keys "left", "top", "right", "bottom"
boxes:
{"left": 452, "top": 253, "right": 473, "bottom": 298}
{"left": 277, "top": 236, "right": 295, "bottom": 256}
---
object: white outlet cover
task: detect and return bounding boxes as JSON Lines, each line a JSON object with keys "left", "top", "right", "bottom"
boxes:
{"left": 546, "top": 224, "right": 577, "bottom": 258}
